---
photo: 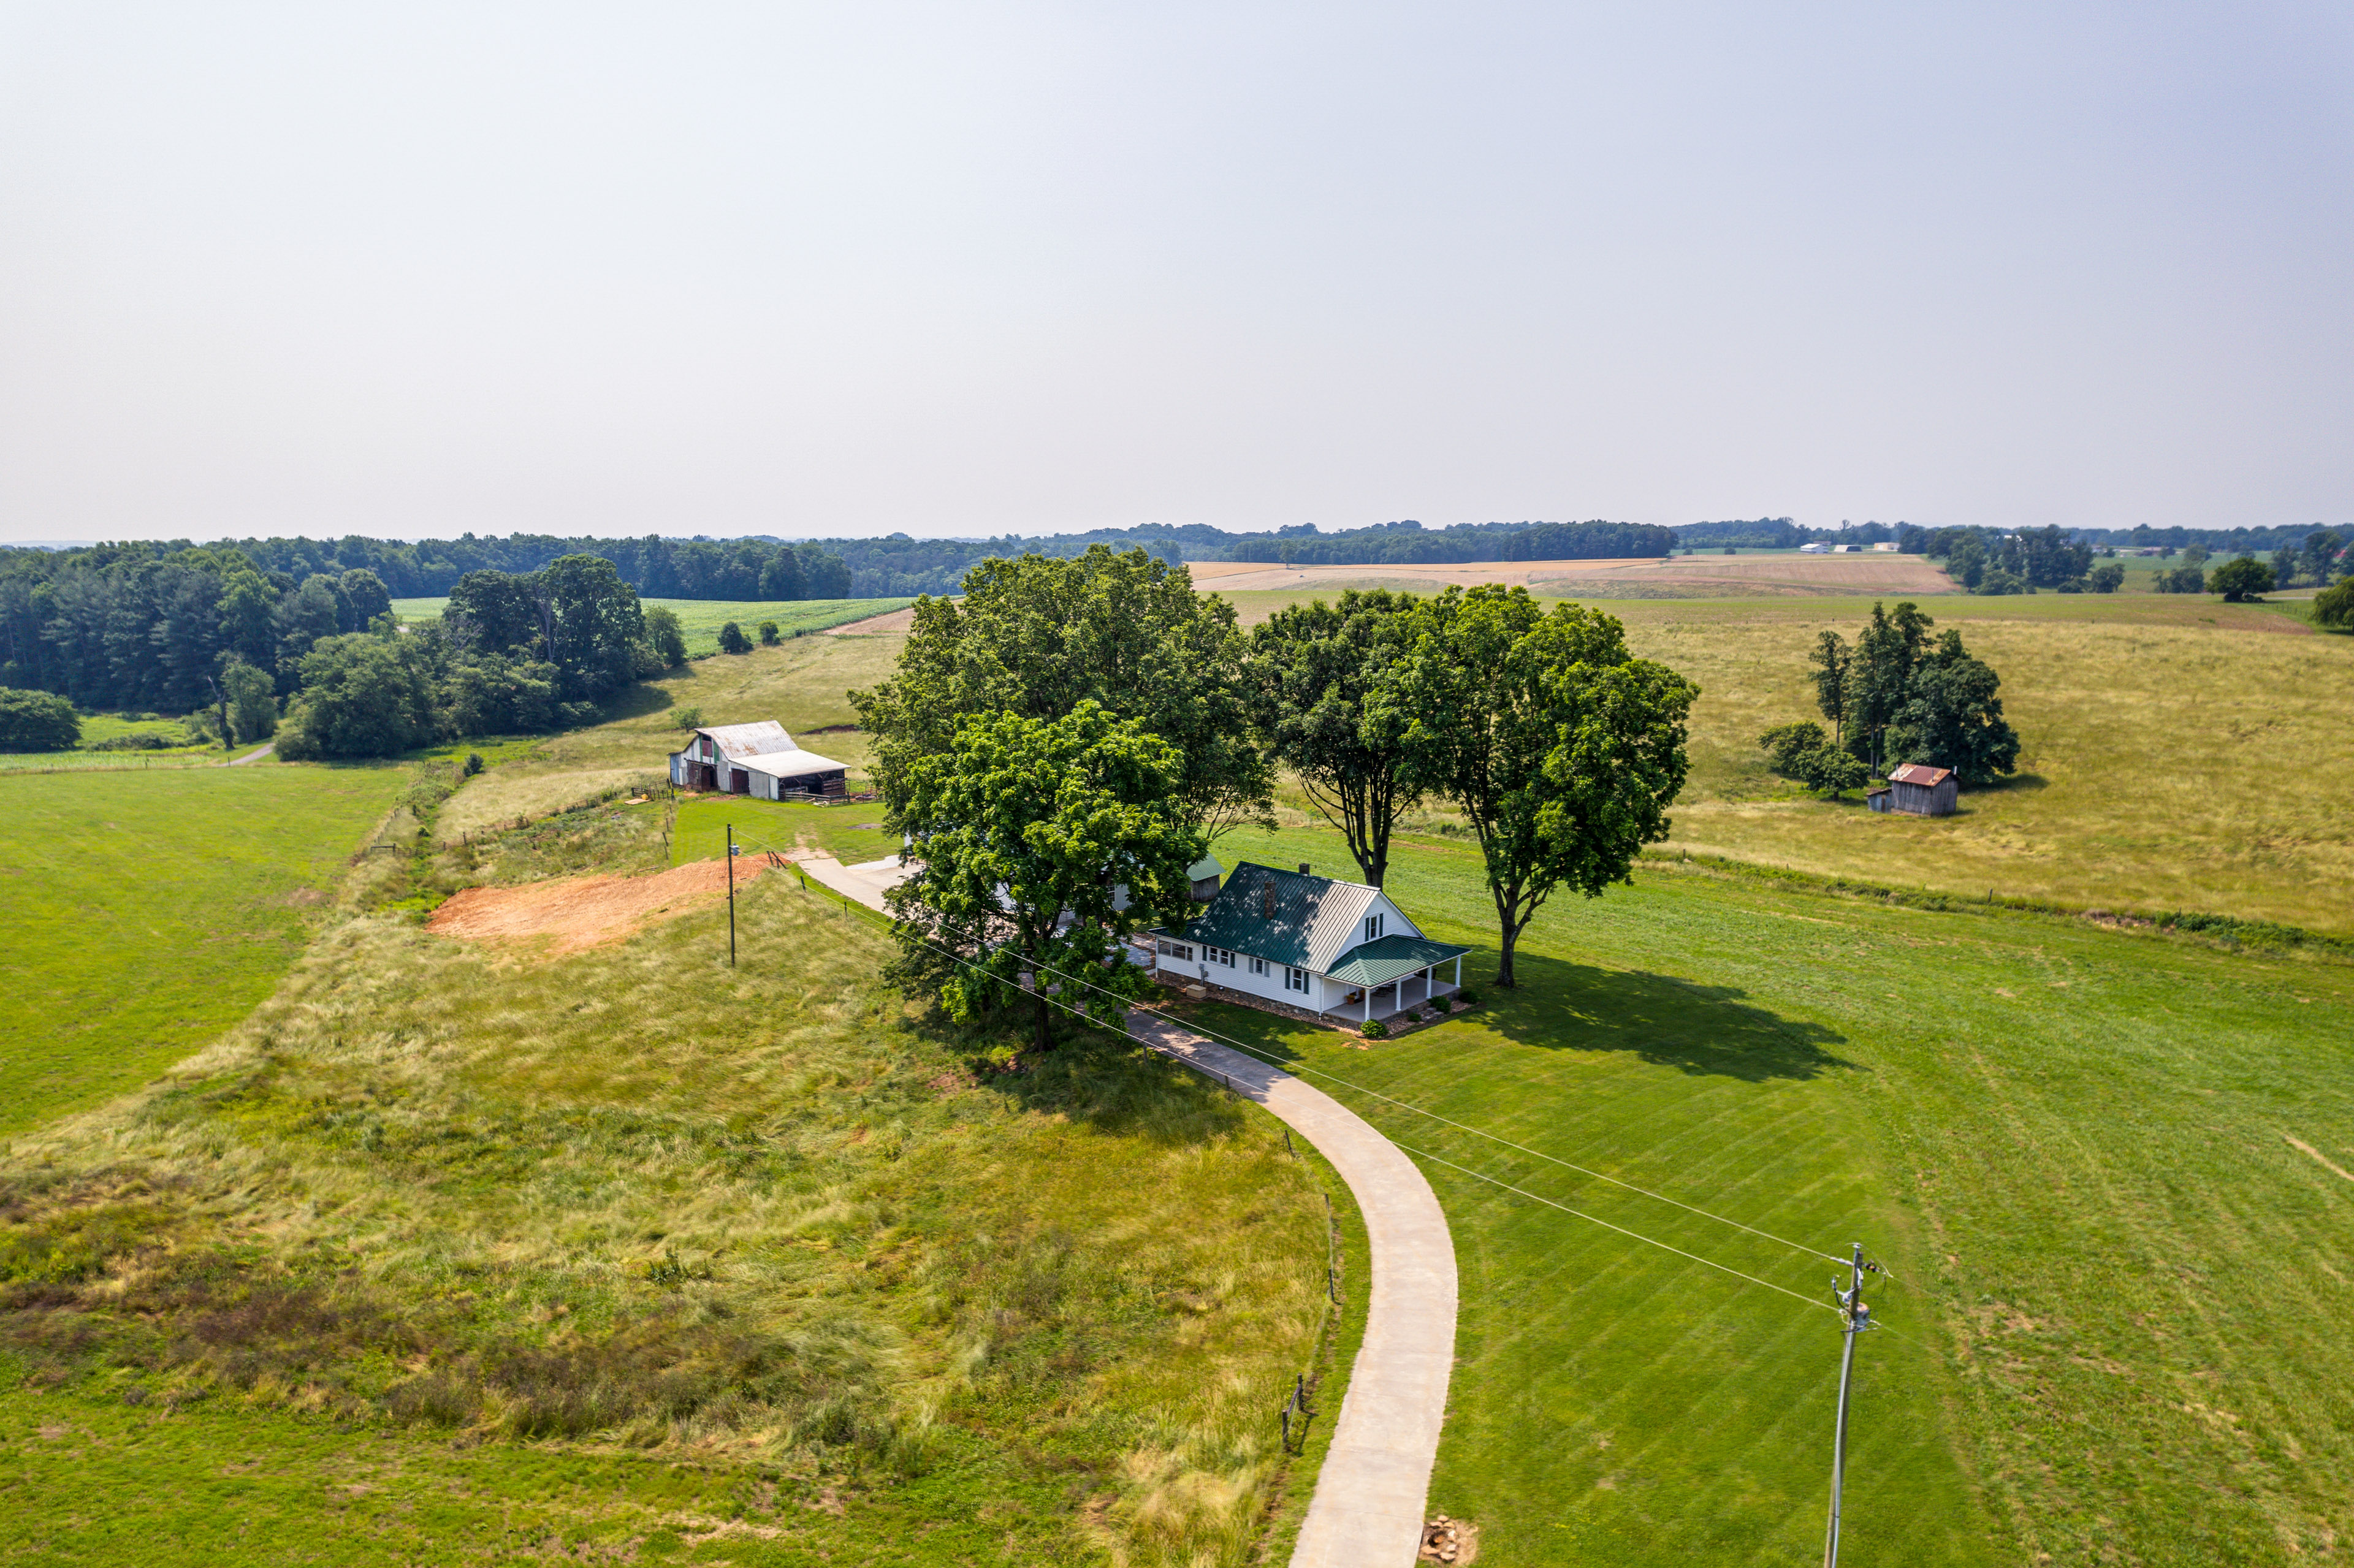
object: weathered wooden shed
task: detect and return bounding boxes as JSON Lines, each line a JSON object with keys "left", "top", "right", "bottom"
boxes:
{"left": 1870, "top": 762, "right": 1958, "bottom": 816}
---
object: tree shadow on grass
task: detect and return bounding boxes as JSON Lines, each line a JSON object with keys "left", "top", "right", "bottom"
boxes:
{"left": 596, "top": 683, "right": 680, "bottom": 723}
{"left": 1478, "top": 948, "right": 1854, "bottom": 1081}
{"left": 1154, "top": 949, "right": 1853, "bottom": 1085}
{"left": 905, "top": 999, "right": 1262, "bottom": 1146}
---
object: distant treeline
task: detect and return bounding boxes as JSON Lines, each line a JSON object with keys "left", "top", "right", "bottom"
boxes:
{"left": 0, "top": 533, "right": 854, "bottom": 603}
{"left": 1671, "top": 517, "right": 2345, "bottom": 555}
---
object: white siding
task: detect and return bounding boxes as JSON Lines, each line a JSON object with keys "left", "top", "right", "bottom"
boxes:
{"left": 1159, "top": 943, "right": 1309, "bottom": 1007}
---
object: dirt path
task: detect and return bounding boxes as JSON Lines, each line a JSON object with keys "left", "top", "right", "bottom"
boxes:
{"left": 229, "top": 743, "right": 275, "bottom": 765}
{"left": 427, "top": 858, "right": 774, "bottom": 955}
{"left": 823, "top": 606, "right": 916, "bottom": 636}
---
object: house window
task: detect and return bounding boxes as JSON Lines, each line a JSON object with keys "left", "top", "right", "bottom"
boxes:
{"left": 1158, "top": 941, "right": 1194, "bottom": 961}
{"left": 1204, "top": 946, "right": 1236, "bottom": 967}
{"left": 1285, "top": 967, "right": 1309, "bottom": 993}
{"left": 1365, "top": 912, "right": 1384, "bottom": 942}
{"left": 1248, "top": 957, "right": 1268, "bottom": 976}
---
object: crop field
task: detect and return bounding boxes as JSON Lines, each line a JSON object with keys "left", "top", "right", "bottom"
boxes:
{"left": 1166, "top": 823, "right": 2354, "bottom": 1566}
{"left": 390, "top": 596, "right": 915, "bottom": 657}
{"left": 1219, "top": 587, "right": 2354, "bottom": 935}
{"left": 0, "top": 848, "right": 1343, "bottom": 1566}
{"left": 0, "top": 766, "right": 410, "bottom": 1136}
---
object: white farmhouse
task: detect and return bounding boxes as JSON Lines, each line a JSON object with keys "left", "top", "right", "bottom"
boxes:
{"left": 669, "top": 720, "right": 850, "bottom": 800}
{"left": 1148, "top": 861, "right": 1469, "bottom": 1024}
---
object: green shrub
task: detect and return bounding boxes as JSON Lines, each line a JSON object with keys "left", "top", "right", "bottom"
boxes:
{"left": 2315, "top": 579, "right": 2354, "bottom": 628}
{"left": 758, "top": 620, "right": 782, "bottom": 646}
{"left": 0, "top": 688, "right": 80, "bottom": 752}
{"left": 1360, "top": 1017, "right": 1388, "bottom": 1039}
{"left": 672, "top": 706, "right": 703, "bottom": 729}
{"left": 1757, "top": 720, "right": 1829, "bottom": 775}
{"left": 717, "top": 622, "right": 752, "bottom": 655}
{"left": 2088, "top": 561, "right": 2125, "bottom": 593}
{"left": 643, "top": 606, "right": 688, "bottom": 667}
{"left": 1455, "top": 988, "right": 1482, "bottom": 1007}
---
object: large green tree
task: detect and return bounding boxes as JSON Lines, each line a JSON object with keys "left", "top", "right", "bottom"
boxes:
{"left": 536, "top": 554, "right": 645, "bottom": 702}
{"left": 1842, "top": 601, "right": 1936, "bottom": 773}
{"left": 219, "top": 657, "right": 278, "bottom": 744}
{"left": 1884, "top": 630, "right": 2021, "bottom": 785}
{"left": 1246, "top": 589, "right": 1423, "bottom": 886}
{"left": 855, "top": 547, "right": 1270, "bottom": 841}
{"left": 1403, "top": 587, "right": 1696, "bottom": 988}
{"left": 887, "top": 702, "right": 1201, "bottom": 1052}
{"left": 2206, "top": 557, "right": 2274, "bottom": 602}
{"left": 1807, "top": 630, "right": 1851, "bottom": 743}
{"left": 278, "top": 634, "right": 441, "bottom": 758}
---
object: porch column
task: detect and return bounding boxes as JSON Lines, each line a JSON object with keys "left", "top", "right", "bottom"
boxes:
{"left": 1454, "top": 955, "right": 1462, "bottom": 987}
{"left": 1363, "top": 986, "right": 1370, "bottom": 1023}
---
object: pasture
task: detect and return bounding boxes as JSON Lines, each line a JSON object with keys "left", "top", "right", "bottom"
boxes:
{"left": 434, "top": 631, "right": 896, "bottom": 843}
{"left": 1171, "top": 823, "right": 2354, "bottom": 1565}
{"left": 1219, "top": 587, "right": 2354, "bottom": 935}
{"left": 0, "top": 766, "right": 409, "bottom": 1136}
{"left": 390, "top": 595, "right": 914, "bottom": 657}
{"left": 0, "top": 851, "right": 1341, "bottom": 1566}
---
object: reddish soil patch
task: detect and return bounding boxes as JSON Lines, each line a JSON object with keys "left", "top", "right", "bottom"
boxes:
{"left": 427, "top": 859, "right": 772, "bottom": 956}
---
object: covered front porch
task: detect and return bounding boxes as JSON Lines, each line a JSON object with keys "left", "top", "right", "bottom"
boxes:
{"left": 1318, "top": 935, "right": 1471, "bottom": 1024}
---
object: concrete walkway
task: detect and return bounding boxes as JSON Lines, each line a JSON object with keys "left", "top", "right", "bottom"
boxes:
{"left": 793, "top": 852, "right": 1457, "bottom": 1568}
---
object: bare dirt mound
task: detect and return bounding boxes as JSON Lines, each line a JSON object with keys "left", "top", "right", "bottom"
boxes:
{"left": 427, "top": 858, "right": 774, "bottom": 956}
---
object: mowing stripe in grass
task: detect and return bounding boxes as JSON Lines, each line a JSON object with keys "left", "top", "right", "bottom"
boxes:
{"left": 990, "top": 937, "right": 1863, "bottom": 1273}
{"left": 1390, "top": 1140, "right": 1839, "bottom": 1312}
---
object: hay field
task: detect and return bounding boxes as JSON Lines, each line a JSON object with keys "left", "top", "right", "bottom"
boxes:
{"left": 0, "top": 766, "right": 409, "bottom": 1135}
{"left": 1217, "top": 587, "right": 2353, "bottom": 934}
{"left": 1613, "top": 597, "right": 2353, "bottom": 933}
{"left": 1186, "top": 551, "right": 1956, "bottom": 599}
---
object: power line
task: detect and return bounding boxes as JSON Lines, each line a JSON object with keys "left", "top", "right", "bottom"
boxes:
{"left": 768, "top": 865, "right": 1850, "bottom": 1317}
{"left": 945, "top": 912, "right": 1865, "bottom": 1274}
{"left": 1391, "top": 1141, "right": 1840, "bottom": 1314}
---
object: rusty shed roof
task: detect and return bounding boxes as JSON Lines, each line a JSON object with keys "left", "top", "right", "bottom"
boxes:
{"left": 1887, "top": 763, "right": 1953, "bottom": 786}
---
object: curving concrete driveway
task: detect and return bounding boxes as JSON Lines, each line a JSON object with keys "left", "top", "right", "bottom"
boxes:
{"left": 796, "top": 854, "right": 1457, "bottom": 1567}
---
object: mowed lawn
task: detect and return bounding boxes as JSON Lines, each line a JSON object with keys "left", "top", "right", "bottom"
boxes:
{"left": 1219, "top": 587, "right": 2354, "bottom": 934}
{"left": 0, "top": 766, "right": 408, "bottom": 1135}
{"left": 1173, "top": 824, "right": 2354, "bottom": 1566}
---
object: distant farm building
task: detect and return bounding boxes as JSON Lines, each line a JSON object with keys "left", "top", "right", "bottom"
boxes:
{"left": 669, "top": 720, "right": 848, "bottom": 799}
{"left": 1867, "top": 763, "right": 1958, "bottom": 817}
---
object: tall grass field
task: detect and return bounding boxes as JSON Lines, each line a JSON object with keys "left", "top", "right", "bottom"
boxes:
{"left": 1223, "top": 588, "right": 2354, "bottom": 934}
{"left": 0, "top": 766, "right": 409, "bottom": 1135}
{"left": 1, "top": 853, "right": 1341, "bottom": 1566}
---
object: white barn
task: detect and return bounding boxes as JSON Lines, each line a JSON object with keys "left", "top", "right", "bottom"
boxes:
{"left": 1148, "top": 861, "right": 1469, "bottom": 1024}
{"left": 669, "top": 720, "right": 850, "bottom": 800}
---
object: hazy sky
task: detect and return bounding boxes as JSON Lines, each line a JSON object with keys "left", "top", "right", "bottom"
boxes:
{"left": 3, "top": 3, "right": 2348, "bottom": 543}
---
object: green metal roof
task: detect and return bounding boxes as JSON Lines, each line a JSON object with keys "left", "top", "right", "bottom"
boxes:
{"left": 1149, "top": 861, "right": 1463, "bottom": 981}
{"left": 1151, "top": 861, "right": 1352, "bottom": 969}
{"left": 1186, "top": 855, "right": 1223, "bottom": 883}
{"left": 1322, "top": 934, "right": 1471, "bottom": 987}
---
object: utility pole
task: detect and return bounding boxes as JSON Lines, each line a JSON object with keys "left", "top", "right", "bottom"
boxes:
{"left": 726, "top": 823, "right": 737, "bottom": 967}
{"left": 1824, "top": 1241, "right": 1880, "bottom": 1568}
